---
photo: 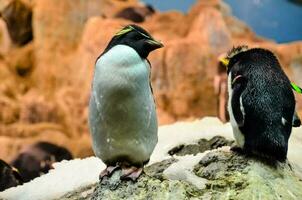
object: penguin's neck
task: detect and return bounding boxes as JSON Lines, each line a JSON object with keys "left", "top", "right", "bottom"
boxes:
{"left": 98, "top": 45, "right": 144, "bottom": 68}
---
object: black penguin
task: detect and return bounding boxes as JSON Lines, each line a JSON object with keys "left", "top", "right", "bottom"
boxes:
{"left": 0, "top": 159, "right": 23, "bottom": 192}
{"left": 221, "top": 46, "right": 296, "bottom": 162}
{"left": 10, "top": 142, "right": 73, "bottom": 182}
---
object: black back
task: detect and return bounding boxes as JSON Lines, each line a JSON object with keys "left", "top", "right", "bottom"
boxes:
{"left": 11, "top": 142, "right": 73, "bottom": 182}
{"left": 0, "top": 159, "right": 23, "bottom": 192}
{"left": 228, "top": 48, "right": 295, "bottom": 161}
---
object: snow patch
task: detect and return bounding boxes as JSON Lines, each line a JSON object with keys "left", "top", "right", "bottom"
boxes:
{"left": 163, "top": 153, "right": 207, "bottom": 189}
{"left": 0, "top": 157, "right": 105, "bottom": 200}
{"left": 149, "top": 117, "right": 233, "bottom": 164}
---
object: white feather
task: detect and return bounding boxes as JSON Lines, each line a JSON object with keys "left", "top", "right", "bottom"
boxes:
{"left": 89, "top": 45, "right": 158, "bottom": 165}
{"left": 228, "top": 74, "right": 245, "bottom": 148}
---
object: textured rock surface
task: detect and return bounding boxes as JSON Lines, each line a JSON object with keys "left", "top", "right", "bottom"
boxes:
{"left": 1, "top": 118, "right": 302, "bottom": 199}
{"left": 168, "top": 136, "right": 234, "bottom": 156}
{"left": 58, "top": 150, "right": 302, "bottom": 200}
{"left": 0, "top": 0, "right": 33, "bottom": 46}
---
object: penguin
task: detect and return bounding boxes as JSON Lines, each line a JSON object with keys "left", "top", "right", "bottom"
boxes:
{"left": 89, "top": 24, "right": 163, "bottom": 181}
{"left": 220, "top": 46, "right": 296, "bottom": 161}
{"left": 11, "top": 142, "right": 73, "bottom": 182}
{"left": 0, "top": 159, "right": 23, "bottom": 192}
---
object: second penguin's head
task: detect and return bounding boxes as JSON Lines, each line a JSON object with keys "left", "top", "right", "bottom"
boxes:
{"left": 219, "top": 45, "right": 249, "bottom": 74}
{"left": 102, "top": 24, "right": 164, "bottom": 59}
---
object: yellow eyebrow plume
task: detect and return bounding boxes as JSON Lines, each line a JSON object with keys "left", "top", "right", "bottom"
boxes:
{"left": 220, "top": 57, "right": 229, "bottom": 67}
{"left": 115, "top": 26, "right": 134, "bottom": 36}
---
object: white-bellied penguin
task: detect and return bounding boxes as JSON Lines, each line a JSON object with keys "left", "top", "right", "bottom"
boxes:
{"left": 89, "top": 24, "right": 163, "bottom": 181}
{"left": 220, "top": 46, "right": 298, "bottom": 162}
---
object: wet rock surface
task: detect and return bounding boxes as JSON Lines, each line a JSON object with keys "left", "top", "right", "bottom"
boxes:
{"left": 168, "top": 136, "right": 234, "bottom": 156}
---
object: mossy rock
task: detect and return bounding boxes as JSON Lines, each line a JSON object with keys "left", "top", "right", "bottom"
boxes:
{"left": 194, "top": 150, "right": 302, "bottom": 199}
{"left": 59, "top": 149, "right": 302, "bottom": 200}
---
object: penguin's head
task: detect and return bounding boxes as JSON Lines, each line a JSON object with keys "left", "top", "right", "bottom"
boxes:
{"left": 219, "top": 45, "right": 249, "bottom": 74}
{"left": 219, "top": 46, "right": 249, "bottom": 87}
{"left": 103, "top": 24, "right": 163, "bottom": 58}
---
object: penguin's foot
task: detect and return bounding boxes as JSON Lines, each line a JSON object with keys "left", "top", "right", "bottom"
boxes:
{"left": 99, "top": 165, "right": 120, "bottom": 180}
{"left": 120, "top": 166, "right": 143, "bottom": 181}
{"left": 230, "top": 145, "right": 244, "bottom": 154}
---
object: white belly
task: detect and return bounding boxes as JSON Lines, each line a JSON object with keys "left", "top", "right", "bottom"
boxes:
{"left": 89, "top": 45, "right": 158, "bottom": 164}
{"left": 227, "top": 74, "right": 245, "bottom": 148}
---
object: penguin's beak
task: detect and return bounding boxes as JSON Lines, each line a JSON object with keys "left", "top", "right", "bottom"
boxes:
{"left": 146, "top": 38, "right": 164, "bottom": 49}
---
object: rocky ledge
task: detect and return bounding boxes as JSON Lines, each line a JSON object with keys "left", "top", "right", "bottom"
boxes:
{"left": 1, "top": 118, "right": 302, "bottom": 200}
{"left": 59, "top": 149, "right": 302, "bottom": 200}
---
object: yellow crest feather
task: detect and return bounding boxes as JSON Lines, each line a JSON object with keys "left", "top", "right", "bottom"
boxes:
{"left": 115, "top": 26, "right": 134, "bottom": 36}
{"left": 220, "top": 58, "right": 230, "bottom": 67}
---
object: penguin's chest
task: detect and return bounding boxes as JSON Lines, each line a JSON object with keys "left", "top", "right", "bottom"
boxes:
{"left": 96, "top": 68, "right": 154, "bottom": 128}
{"left": 227, "top": 74, "right": 245, "bottom": 148}
{"left": 89, "top": 45, "right": 158, "bottom": 161}
{"left": 94, "top": 54, "right": 154, "bottom": 129}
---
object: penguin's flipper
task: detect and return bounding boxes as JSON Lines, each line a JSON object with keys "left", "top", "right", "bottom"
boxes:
{"left": 231, "top": 75, "right": 247, "bottom": 127}
{"left": 146, "top": 59, "right": 156, "bottom": 104}
{"left": 292, "top": 111, "right": 301, "bottom": 127}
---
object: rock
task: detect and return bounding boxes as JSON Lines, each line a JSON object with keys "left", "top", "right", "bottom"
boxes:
{"left": 0, "top": 19, "right": 11, "bottom": 56}
{"left": 0, "top": 0, "right": 33, "bottom": 46}
{"left": 168, "top": 136, "right": 234, "bottom": 156}
{"left": 187, "top": 1, "right": 232, "bottom": 53}
{"left": 56, "top": 184, "right": 97, "bottom": 200}
{"left": 18, "top": 90, "right": 60, "bottom": 124}
{"left": 114, "top": 4, "right": 155, "bottom": 23}
{"left": 5, "top": 42, "right": 34, "bottom": 78}
{"left": 90, "top": 172, "right": 196, "bottom": 200}
{"left": 194, "top": 150, "right": 302, "bottom": 199}
{"left": 290, "top": 55, "right": 302, "bottom": 86}
{"left": 143, "top": 11, "right": 189, "bottom": 41}
{"left": 1, "top": 118, "right": 302, "bottom": 199}
{"left": 150, "top": 39, "right": 217, "bottom": 118}
{"left": 58, "top": 149, "right": 302, "bottom": 200}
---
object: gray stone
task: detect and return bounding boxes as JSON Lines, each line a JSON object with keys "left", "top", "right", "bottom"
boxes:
{"left": 58, "top": 149, "right": 302, "bottom": 200}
